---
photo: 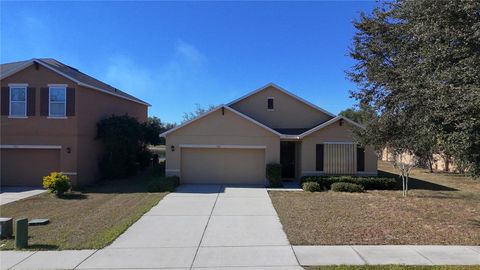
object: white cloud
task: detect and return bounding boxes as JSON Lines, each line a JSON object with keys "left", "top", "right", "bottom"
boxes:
{"left": 103, "top": 56, "right": 155, "bottom": 96}
{"left": 103, "top": 41, "right": 208, "bottom": 96}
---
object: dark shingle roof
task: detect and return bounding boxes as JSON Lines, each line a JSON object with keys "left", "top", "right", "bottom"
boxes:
{"left": 0, "top": 58, "right": 149, "bottom": 106}
{"left": 273, "top": 128, "right": 312, "bottom": 135}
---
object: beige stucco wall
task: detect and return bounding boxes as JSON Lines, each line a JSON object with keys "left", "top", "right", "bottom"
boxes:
{"left": 1, "top": 64, "right": 148, "bottom": 186}
{"left": 165, "top": 108, "right": 280, "bottom": 176}
{"left": 301, "top": 121, "right": 377, "bottom": 175}
{"left": 230, "top": 86, "right": 333, "bottom": 129}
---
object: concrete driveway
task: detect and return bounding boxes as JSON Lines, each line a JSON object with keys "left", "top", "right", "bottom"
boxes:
{"left": 0, "top": 187, "right": 46, "bottom": 205}
{"left": 76, "top": 184, "right": 302, "bottom": 269}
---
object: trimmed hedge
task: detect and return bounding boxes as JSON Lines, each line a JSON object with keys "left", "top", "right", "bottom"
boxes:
{"left": 300, "top": 175, "right": 397, "bottom": 191}
{"left": 148, "top": 176, "right": 180, "bottom": 192}
{"left": 302, "top": 182, "right": 322, "bottom": 192}
{"left": 331, "top": 182, "right": 364, "bottom": 193}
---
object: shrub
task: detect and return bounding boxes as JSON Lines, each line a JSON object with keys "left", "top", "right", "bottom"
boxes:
{"left": 331, "top": 182, "right": 364, "bottom": 193}
{"left": 147, "top": 176, "right": 180, "bottom": 192}
{"left": 300, "top": 175, "right": 396, "bottom": 190}
{"left": 302, "top": 181, "right": 322, "bottom": 192}
{"left": 151, "top": 161, "right": 166, "bottom": 177}
{"left": 266, "top": 163, "right": 282, "bottom": 187}
{"left": 137, "top": 148, "right": 153, "bottom": 169}
{"left": 43, "top": 172, "right": 71, "bottom": 196}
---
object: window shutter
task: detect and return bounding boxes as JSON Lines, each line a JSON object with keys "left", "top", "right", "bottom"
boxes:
{"left": 66, "top": 88, "right": 75, "bottom": 116}
{"left": 316, "top": 144, "right": 324, "bottom": 171}
{"left": 1, "top": 87, "right": 9, "bottom": 115}
{"left": 357, "top": 146, "right": 365, "bottom": 172}
{"left": 40, "top": 87, "right": 49, "bottom": 116}
{"left": 27, "top": 87, "right": 36, "bottom": 116}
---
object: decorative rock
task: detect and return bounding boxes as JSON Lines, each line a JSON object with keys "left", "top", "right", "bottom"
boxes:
{"left": 15, "top": 218, "right": 28, "bottom": 249}
{"left": 0, "top": 217, "right": 13, "bottom": 239}
{"left": 28, "top": 219, "right": 49, "bottom": 226}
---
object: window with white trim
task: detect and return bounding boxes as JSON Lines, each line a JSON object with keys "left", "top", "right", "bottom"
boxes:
{"left": 49, "top": 87, "right": 66, "bottom": 117}
{"left": 10, "top": 86, "right": 27, "bottom": 117}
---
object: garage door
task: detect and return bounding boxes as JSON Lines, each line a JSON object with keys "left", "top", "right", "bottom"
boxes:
{"left": 1, "top": 149, "right": 60, "bottom": 186}
{"left": 181, "top": 147, "right": 265, "bottom": 184}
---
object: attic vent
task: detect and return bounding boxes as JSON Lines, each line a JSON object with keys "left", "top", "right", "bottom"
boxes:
{"left": 267, "top": 97, "right": 274, "bottom": 110}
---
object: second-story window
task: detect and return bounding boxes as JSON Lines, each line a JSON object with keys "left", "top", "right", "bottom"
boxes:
{"left": 49, "top": 86, "right": 66, "bottom": 117}
{"left": 267, "top": 97, "right": 274, "bottom": 110}
{"left": 10, "top": 86, "right": 27, "bottom": 117}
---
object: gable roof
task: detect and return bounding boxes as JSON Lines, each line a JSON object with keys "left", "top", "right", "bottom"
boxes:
{"left": 227, "top": 82, "right": 336, "bottom": 118}
{"left": 297, "top": 115, "right": 364, "bottom": 139}
{"left": 0, "top": 58, "right": 150, "bottom": 106}
{"left": 160, "top": 105, "right": 283, "bottom": 137}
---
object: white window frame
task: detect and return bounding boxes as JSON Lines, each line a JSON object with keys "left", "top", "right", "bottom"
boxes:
{"left": 48, "top": 84, "right": 67, "bottom": 119}
{"left": 8, "top": 84, "right": 28, "bottom": 118}
{"left": 267, "top": 97, "right": 274, "bottom": 111}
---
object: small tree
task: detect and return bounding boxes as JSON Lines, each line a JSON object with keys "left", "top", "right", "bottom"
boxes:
{"left": 182, "top": 104, "right": 215, "bottom": 123}
{"left": 392, "top": 151, "right": 418, "bottom": 197}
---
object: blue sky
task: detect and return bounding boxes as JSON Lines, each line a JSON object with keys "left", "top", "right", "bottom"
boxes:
{"left": 1, "top": 1, "right": 376, "bottom": 124}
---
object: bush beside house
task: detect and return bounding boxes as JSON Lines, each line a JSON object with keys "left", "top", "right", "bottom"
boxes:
{"left": 300, "top": 175, "right": 397, "bottom": 193}
{"left": 266, "top": 163, "right": 282, "bottom": 187}
{"left": 43, "top": 172, "right": 71, "bottom": 196}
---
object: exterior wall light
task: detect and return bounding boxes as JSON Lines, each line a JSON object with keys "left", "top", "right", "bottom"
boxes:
{"left": 171, "top": 145, "right": 175, "bottom": 152}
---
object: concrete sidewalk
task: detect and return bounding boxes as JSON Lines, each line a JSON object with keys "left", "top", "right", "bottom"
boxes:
{"left": 0, "top": 187, "right": 46, "bottom": 205}
{"left": 3, "top": 245, "right": 480, "bottom": 269}
{"left": 293, "top": 245, "right": 480, "bottom": 266}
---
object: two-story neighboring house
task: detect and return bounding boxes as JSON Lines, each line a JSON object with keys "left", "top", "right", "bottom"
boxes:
{"left": 161, "top": 83, "right": 377, "bottom": 185}
{"left": 1, "top": 58, "right": 149, "bottom": 186}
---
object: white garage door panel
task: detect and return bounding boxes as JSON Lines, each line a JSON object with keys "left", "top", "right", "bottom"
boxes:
{"left": 181, "top": 148, "right": 265, "bottom": 184}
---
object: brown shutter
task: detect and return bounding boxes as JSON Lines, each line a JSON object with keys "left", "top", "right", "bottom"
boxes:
{"left": 27, "top": 87, "right": 36, "bottom": 116}
{"left": 316, "top": 144, "right": 324, "bottom": 171}
{"left": 357, "top": 146, "right": 365, "bottom": 172}
{"left": 1, "top": 87, "right": 9, "bottom": 115}
{"left": 40, "top": 87, "right": 49, "bottom": 116}
{"left": 66, "top": 88, "right": 75, "bottom": 116}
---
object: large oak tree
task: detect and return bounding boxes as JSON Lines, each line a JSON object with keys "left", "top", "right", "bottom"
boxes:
{"left": 348, "top": 0, "right": 480, "bottom": 176}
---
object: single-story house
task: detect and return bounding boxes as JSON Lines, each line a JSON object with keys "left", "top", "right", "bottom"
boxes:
{"left": 0, "top": 58, "right": 149, "bottom": 186}
{"left": 161, "top": 83, "right": 377, "bottom": 185}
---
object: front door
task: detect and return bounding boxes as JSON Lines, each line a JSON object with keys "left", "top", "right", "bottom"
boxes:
{"left": 280, "top": 141, "right": 296, "bottom": 179}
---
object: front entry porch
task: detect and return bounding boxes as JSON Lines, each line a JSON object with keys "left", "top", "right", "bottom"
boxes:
{"left": 280, "top": 141, "right": 301, "bottom": 180}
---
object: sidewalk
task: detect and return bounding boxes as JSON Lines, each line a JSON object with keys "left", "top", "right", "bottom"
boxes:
{"left": 293, "top": 245, "right": 480, "bottom": 266}
{"left": 2, "top": 245, "right": 479, "bottom": 269}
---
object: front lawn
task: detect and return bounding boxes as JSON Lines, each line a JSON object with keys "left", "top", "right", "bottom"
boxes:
{"left": 0, "top": 173, "right": 167, "bottom": 250}
{"left": 307, "top": 266, "right": 480, "bottom": 270}
{"left": 269, "top": 161, "right": 480, "bottom": 245}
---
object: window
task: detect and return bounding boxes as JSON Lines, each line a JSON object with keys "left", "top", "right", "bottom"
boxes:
{"left": 267, "top": 97, "right": 274, "bottom": 110}
{"left": 357, "top": 145, "right": 365, "bottom": 172}
{"left": 316, "top": 144, "right": 324, "bottom": 171}
{"left": 10, "top": 86, "right": 27, "bottom": 117}
{"left": 49, "top": 87, "right": 66, "bottom": 117}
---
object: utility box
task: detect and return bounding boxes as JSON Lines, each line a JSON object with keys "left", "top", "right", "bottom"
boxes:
{"left": 15, "top": 218, "right": 28, "bottom": 249}
{"left": 0, "top": 217, "right": 13, "bottom": 239}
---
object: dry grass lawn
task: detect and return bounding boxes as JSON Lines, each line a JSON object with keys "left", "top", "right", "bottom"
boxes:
{"left": 0, "top": 174, "right": 167, "bottom": 250}
{"left": 269, "top": 161, "right": 480, "bottom": 245}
